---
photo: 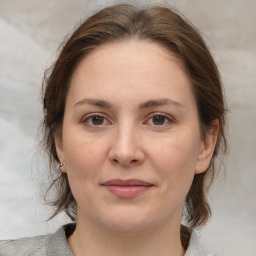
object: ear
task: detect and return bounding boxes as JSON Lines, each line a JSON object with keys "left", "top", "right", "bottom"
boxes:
{"left": 54, "top": 132, "right": 66, "bottom": 173}
{"left": 195, "top": 120, "right": 219, "bottom": 174}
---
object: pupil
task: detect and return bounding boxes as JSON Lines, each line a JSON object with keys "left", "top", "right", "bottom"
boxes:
{"left": 153, "top": 115, "right": 165, "bottom": 125}
{"left": 92, "top": 116, "right": 103, "bottom": 125}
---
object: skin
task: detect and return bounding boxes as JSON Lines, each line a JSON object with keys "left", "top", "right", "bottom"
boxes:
{"left": 55, "top": 40, "right": 218, "bottom": 256}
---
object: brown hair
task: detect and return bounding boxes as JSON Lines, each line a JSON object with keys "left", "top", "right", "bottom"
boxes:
{"left": 42, "top": 4, "right": 226, "bottom": 230}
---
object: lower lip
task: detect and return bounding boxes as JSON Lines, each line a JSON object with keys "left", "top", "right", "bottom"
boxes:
{"left": 103, "top": 185, "right": 152, "bottom": 198}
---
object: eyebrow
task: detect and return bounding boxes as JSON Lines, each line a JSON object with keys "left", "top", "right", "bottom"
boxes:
{"left": 73, "top": 98, "right": 184, "bottom": 109}
{"left": 139, "top": 98, "right": 184, "bottom": 109}
{"left": 73, "top": 98, "right": 112, "bottom": 108}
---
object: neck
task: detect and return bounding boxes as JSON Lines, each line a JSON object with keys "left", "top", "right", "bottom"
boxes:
{"left": 68, "top": 215, "right": 185, "bottom": 256}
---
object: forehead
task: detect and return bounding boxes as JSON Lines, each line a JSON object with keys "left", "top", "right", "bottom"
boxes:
{"left": 68, "top": 40, "right": 195, "bottom": 108}
{"left": 72, "top": 40, "right": 187, "bottom": 79}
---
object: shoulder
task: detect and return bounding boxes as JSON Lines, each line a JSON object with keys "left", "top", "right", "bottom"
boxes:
{"left": 0, "top": 223, "right": 75, "bottom": 256}
{"left": 185, "top": 229, "right": 217, "bottom": 256}
{"left": 0, "top": 235, "right": 46, "bottom": 256}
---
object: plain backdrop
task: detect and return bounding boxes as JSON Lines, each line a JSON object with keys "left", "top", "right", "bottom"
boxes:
{"left": 0, "top": 1, "right": 255, "bottom": 255}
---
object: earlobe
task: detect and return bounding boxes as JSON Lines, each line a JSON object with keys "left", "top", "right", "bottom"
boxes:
{"left": 54, "top": 133, "right": 66, "bottom": 173}
{"left": 195, "top": 120, "right": 219, "bottom": 174}
{"left": 59, "top": 162, "right": 66, "bottom": 173}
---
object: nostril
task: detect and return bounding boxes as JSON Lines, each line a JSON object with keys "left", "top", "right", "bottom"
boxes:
{"left": 111, "top": 158, "right": 138, "bottom": 165}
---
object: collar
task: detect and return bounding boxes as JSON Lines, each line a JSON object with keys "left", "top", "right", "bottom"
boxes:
{"left": 45, "top": 224, "right": 210, "bottom": 256}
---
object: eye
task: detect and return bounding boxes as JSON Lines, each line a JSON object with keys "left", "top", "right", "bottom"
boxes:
{"left": 147, "top": 114, "right": 172, "bottom": 126}
{"left": 83, "top": 114, "right": 110, "bottom": 126}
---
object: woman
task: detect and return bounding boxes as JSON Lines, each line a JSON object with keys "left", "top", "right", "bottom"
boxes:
{"left": 0, "top": 3, "right": 226, "bottom": 256}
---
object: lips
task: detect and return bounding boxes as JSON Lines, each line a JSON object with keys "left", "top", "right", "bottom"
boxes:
{"left": 102, "top": 179, "right": 152, "bottom": 186}
{"left": 101, "top": 179, "right": 153, "bottom": 198}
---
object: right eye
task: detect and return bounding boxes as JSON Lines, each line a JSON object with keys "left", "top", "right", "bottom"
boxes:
{"left": 83, "top": 114, "right": 110, "bottom": 126}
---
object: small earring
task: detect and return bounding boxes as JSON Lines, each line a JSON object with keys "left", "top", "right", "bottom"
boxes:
{"left": 59, "top": 162, "right": 64, "bottom": 171}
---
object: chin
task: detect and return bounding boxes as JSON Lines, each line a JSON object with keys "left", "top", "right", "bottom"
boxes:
{"left": 98, "top": 207, "right": 157, "bottom": 234}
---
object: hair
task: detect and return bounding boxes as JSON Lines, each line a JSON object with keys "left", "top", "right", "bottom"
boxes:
{"left": 41, "top": 3, "right": 226, "bottom": 233}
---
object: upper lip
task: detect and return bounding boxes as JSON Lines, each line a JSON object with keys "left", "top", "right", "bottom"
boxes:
{"left": 101, "top": 179, "right": 153, "bottom": 186}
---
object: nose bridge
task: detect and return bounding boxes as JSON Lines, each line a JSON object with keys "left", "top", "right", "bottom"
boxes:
{"left": 109, "top": 119, "right": 144, "bottom": 166}
{"left": 117, "top": 121, "right": 136, "bottom": 152}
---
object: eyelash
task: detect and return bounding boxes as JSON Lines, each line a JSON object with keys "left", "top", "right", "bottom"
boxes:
{"left": 145, "top": 113, "right": 173, "bottom": 126}
{"left": 82, "top": 113, "right": 111, "bottom": 127}
{"left": 82, "top": 113, "right": 174, "bottom": 127}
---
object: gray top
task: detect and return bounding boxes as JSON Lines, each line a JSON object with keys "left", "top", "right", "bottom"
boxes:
{"left": 0, "top": 224, "right": 215, "bottom": 256}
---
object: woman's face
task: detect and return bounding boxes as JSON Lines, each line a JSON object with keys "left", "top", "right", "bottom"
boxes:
{"left": 56, "top": 40, "right": 216, "bottom": 233}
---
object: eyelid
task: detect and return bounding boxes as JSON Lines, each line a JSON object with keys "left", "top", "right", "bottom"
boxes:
{"left": 144, "top": 112, "right": 175, "bottom": 126}
{"left": 82, "top": 113, "right": 112, "bottom": 126}
{"left": 81, "top": 112, "right": 175, "bottom": 127}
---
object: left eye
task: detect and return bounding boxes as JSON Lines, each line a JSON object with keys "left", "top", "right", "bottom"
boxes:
{"left": 148, "top": 114, "right": 171, "bottom": 125}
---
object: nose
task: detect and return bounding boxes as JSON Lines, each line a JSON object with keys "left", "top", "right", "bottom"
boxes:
{"left": 108, "top": 124, "right": 145, "bottom": 168}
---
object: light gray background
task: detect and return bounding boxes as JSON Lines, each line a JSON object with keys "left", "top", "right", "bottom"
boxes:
{"left": 0, "top": 1, "right": 255, "bottom": 255}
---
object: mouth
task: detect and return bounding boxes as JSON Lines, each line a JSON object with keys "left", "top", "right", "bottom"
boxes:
{"left": 101, "top": 179, "right": 154, "bottom": 198}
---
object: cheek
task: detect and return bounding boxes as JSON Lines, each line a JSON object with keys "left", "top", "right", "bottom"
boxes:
{"left": 62, "top": 135, "right": 109, "bottom": 210}
{"left": 63, "top": 133, "right": 108, "bottom": 178}
{"left": 151, "top": 131, "right": 200, "bottom": 189}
